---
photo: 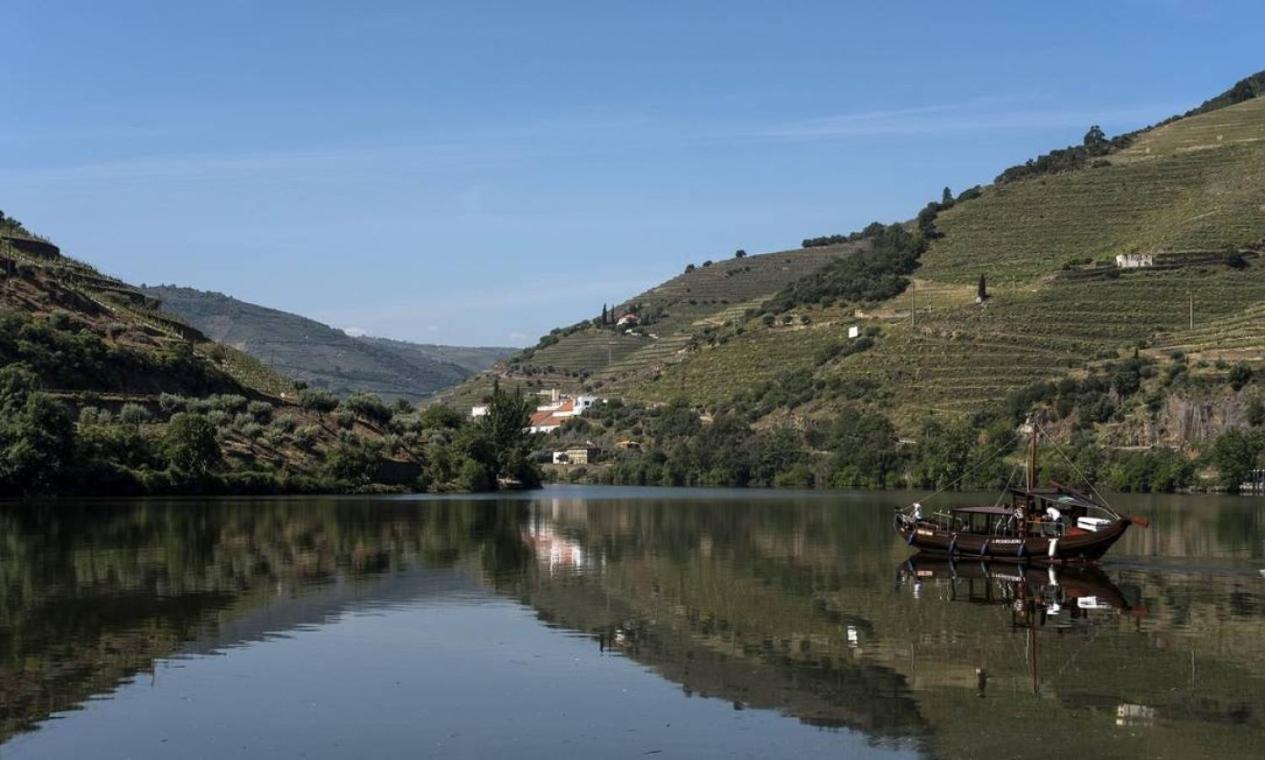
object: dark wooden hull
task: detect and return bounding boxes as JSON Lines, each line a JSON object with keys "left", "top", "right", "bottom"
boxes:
{"left": 895, "top": 515, "right": 1130, "bottom": 563}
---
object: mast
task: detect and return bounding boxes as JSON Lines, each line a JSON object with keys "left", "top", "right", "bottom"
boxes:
{"left": 1026, "top": 415, "right": 1038, "bottom": 492}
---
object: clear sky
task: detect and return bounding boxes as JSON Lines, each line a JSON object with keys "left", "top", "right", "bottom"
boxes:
{"left": 3, "top": 1, "right": 1263, "bottom": 346}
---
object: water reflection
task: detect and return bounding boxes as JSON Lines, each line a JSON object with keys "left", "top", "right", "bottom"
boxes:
{"left": 1, "top": 489, "right": 1263, "bottom": 759}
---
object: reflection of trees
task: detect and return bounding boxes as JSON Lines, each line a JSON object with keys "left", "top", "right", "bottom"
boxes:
{"left": 511, "top": 497, "right": 1265, "bottom": 760}
{"left": 0, "top": 499, "right": 530, "bottom": 742}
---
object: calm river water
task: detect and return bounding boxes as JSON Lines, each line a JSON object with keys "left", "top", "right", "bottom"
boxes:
{"left": 1, "top": 487, "right": 1263, "bottom": 759}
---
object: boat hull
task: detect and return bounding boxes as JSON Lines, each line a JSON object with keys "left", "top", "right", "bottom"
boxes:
{"left": 895, "top": 515, "right": 1130, "bottom": 563}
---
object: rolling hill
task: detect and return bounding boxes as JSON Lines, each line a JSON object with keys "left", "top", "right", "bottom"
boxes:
{"left": 142, "top": 286, "right": 513, "bottom": 401}
{"left": 447, "top": 71, "right": 1265, "bottom": 453}
{"left": 437, "top": 241, "right": 864, "bottom": 408}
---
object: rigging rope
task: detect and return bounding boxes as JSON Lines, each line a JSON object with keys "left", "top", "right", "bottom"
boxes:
{"left": 1035, "top": 420, "right": 1115, "bottom": 509}
{"left": 912, "top": 435, "right": 1020, "bottom": 508}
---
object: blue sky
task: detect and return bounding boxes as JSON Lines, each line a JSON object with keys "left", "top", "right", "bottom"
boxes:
{"left": 3, "top": 1, "right": 1263, "bottom": 346}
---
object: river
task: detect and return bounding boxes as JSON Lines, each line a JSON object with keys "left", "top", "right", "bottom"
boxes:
{"left": 1, "top": 487, "right": 1262, "bottom": 759}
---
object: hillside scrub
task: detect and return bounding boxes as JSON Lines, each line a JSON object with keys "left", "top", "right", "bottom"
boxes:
{"left": 0, "top": 363, "right": 540, "bottom": 498}
{"left": 767, "top": 208, "right": 944, "bottom": 314}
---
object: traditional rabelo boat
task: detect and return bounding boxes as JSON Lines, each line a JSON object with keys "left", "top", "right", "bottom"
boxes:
{"left": 894, "top": 419, "right": 1148, "bottom": 563}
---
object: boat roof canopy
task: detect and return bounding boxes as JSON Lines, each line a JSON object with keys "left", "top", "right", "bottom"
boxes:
{"left": 1012, "top": 487, "right": 1100, "bottom": 510}
{"left": 950, "top": 506, "right": 1015, "bottom": 516}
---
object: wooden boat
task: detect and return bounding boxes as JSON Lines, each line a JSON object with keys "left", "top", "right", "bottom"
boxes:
{"left": 894, "top": 419, "right": 1147, "bottom": 563}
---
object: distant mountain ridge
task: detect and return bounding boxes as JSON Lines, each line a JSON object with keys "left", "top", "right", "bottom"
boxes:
{"left": 142, "top": 286, "right": 513, "bottom": 401}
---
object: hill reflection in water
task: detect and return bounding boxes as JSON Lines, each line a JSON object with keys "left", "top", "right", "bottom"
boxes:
{"left": 1, "top": 488, "right": 1262, "bottom": 759}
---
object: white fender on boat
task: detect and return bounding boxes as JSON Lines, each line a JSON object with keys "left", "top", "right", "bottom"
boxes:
{"left": 1047, "top": 538, "right": 1059, "bottom": 558}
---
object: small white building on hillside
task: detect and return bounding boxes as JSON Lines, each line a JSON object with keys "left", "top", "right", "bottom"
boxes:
{"left": 1115, "top": 252, "right": 1155, "bottom": 269}
{"left": 528, "top": 392, "right": 600, "bottom": 433}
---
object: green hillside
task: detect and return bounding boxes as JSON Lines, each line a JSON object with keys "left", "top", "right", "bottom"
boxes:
{"left": 439, "top": 71, "right": 1265, "bottom": 492}
{"left": 439, "top": 242, "right": 862, "bottom": 407}
{"left": 143, "top": 285, "right": 512, "bottom": 401}
{"left": 1, "top": 219, "right": 535, "bottom": 496}
{"left": 1, "top": 227, "right": 292, "bottom": 399}
{"left": 616, "top": 79, "right": 1265, "bottom": 431}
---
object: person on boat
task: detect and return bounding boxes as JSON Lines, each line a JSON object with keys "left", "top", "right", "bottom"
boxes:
{"left": 1045, "top": 505, "right": 1063, "bottom": 524}
{"left": 913, "top": 502, "right": 924, "bottom": 522}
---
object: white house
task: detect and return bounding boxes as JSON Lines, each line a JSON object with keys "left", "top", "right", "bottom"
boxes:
{"left": 1115, "top": 252, "right": 1155, "bottom": 269}
{"left": 528, "top": 392, "right": 600, "bottom": 433}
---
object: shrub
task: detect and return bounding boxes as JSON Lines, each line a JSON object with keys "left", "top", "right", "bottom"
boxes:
{"left": 294, "top": 425, "right": 320, "bottom": 449}
{"left": 158, "top": 393, "right": 187, "bottom": 414}
{"left": 118, "top": 403, "right": 152, "bottom": 426}
{"left": 247, "top": 400, "right": 274, "bottom": 422}
{"left": 343, "top": 393, "right": 392, "bottom": 425}
{"left": 78, "top": 406, "right": 111, "bottom": 426}
{"left": 299, "top": 388, "right": 339, "bottom": 414}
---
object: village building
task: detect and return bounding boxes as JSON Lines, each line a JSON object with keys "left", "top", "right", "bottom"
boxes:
{"left": 1115, "top": 252, "right": 1155, "bottom": 269}
{"left": 552, "top": 446, "right": 600, "bottom": 465}
{"left": 616, "top": 313, "right": 640, "bottom": 327}
{"left": 527, "top": 390, "right": 599, "bottom": 434}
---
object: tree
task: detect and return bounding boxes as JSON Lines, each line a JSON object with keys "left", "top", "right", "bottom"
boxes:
{"left": 0, "top": 395, "right": 76, "bottom": 495}
{"left": 464, "top": 381, "right": 540, "bottom": 488}
{"left": 324, "top": 439, "right": 383, "bottom": 486}
{"left": 118, "top": 402, "right": 152, "bottom": 426}
{"left": 601, "top": 304, "right": 608, "bottom": 325}
{"left": 162, "top": 413, "right": 222, "bottom": 475}
{"left": 299, "top": 388, "right": 339, "bottom": 415}
{"left": 942, "top": 186, "right": 953, "bottom": 205}
{"left": 344, "top": 393, "right": 392, "bottom": 425}
{"left": 0, "top": 364, "right": 76, "bottom": 495}
{"left": 977, "top": 273, "right": 988, "bottom": 302}
{"left": 735, "top": 249, "right": 747, "bottom": 258}
{"left": 420, "top": 403, "right": 465, "bottom": 430}
{"left": 1083, "top": 124, "right": 1107, "bottom": 150}
{"left": 1229, "top": 363, "right": 1253, "bottom": 391}
{"left": 1208, "top": 429, "right": 1260, "bottom": 492}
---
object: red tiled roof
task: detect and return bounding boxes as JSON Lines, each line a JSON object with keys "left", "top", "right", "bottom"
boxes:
{"left": 530, "top": 411, "right": 566, "bottom": 428}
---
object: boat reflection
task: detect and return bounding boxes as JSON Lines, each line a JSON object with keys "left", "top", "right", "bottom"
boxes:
{"left": 897, "top": 555, "right": 1146, "bottom": 696}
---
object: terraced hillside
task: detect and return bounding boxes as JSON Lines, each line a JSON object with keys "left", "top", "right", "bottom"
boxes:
{"left": 439, "top": 243, "right": 861, "bottom": 407}
{"left": 144, "top": 286, "right": 512, "bottom": 401}
{"left": 610, "top": 84, "right": 1265, "bottom": 433}
{"left": 1, "top": 229, "right": 293, "bottom": 399}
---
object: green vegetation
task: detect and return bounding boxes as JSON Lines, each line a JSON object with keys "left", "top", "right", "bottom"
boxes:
{"left": 0, "top": 357, "right": 541, "bottom": 496}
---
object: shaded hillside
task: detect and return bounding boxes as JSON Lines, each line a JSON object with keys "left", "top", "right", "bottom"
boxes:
{"left": 355, "top": 335, "right": 511, "bottom": 376}
{"left": 143, "top": 286, "right": 512, "bottom": 401}
{"left": 1, "top": 227, "right": 291, "bottom": 399}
